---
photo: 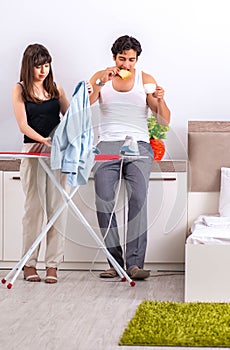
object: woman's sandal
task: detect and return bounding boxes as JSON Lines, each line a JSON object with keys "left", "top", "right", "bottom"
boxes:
{"left": 23, "top": 266, "right": 41, "bottom": 282}
{"left": 45, "top": 267, "right": 58, "bottom": 284}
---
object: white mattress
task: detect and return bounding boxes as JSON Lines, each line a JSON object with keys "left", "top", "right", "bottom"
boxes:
{"left": 187, "top": 215, "right": 230, "bottom": 244}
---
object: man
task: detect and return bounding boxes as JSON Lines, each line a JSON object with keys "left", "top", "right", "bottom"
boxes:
{"left": 89, "top": 35, "right": 170, "bottom": 280}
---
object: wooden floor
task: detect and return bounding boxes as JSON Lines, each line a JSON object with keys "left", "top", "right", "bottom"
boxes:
{"left": 0, "top": 269, "right": 228, "bottom": 350}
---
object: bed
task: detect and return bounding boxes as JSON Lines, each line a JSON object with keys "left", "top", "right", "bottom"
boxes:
{"left": 185, "top": 121, "right": 230, "bottom": 302}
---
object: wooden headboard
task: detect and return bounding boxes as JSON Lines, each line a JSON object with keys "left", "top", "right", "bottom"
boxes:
{"left": 188, "top": 121, "right": 230, "bottom": 227}
{"left": 188, "top": 121, "right": 230, "bottom": 192}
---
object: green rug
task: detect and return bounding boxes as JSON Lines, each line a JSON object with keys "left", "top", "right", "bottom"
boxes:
{"left": 119, "top": 300, "right": 230, "bottom": 347}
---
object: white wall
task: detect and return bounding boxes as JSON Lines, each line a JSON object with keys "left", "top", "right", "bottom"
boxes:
{"left": 1, "top": 0, "right": 230, "bottom": 159}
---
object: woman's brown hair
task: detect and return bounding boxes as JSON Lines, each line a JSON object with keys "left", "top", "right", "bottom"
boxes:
{"left": 20, "top": 43, "right": 59, "bottom": 102}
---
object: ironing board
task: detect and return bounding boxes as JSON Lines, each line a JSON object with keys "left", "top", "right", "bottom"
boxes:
{"left": 0, "top": 152, "right": 135, "bottom": 289}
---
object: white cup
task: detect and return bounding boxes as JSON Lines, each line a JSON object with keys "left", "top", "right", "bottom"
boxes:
{"left": 144, "top": 83, "right": 156, "bottom": 94}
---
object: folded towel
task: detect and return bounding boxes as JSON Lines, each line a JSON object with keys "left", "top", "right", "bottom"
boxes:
{"left": 187, "top": 214, "right": 230, "bottom": 245}
{"left": 202, "top": 215, "right": 230, "bottom": 227}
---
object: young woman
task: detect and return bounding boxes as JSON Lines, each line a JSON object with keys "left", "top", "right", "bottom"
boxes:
{"left": 12, "top": 43, "right": 70, "bottom": 283}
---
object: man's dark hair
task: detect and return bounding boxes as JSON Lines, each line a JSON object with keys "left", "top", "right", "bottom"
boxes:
{"left": 111, "top": 35, "right": 142, "bottom": 58}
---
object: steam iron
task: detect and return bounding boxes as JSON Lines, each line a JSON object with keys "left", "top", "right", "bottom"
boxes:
{"left": 120, "top": 136, "right": 140, "bottom": 156}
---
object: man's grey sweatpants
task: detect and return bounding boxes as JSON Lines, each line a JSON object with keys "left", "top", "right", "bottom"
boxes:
{"left": 93, "top": 141, "right": 153, "bottom": 272}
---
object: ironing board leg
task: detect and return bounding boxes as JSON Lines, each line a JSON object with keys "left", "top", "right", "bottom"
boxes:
{"left": 67, "top": 197, "right": 134, "bottom": 284}
{"left": 39, "top": 159, "right": 135, "bottom": 286}
{"left": 2, "top": 186, "right": 79, "bottom": 288}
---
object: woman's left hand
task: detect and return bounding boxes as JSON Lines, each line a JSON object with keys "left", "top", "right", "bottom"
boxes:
{"left": 86, "top": 80, "right": 93, "bottom": 95}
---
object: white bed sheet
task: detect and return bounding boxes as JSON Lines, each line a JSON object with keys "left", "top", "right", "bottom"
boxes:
{"left": 187, "top": 215, "right": 230, "bottom": 244}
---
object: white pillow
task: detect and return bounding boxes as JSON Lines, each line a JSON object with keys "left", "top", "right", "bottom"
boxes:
{"left": 219, "top": 167, "right": 230, "bottom": 216}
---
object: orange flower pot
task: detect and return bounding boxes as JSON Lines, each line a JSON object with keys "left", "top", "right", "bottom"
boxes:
{"left": 150, "top": 138, "right": 165, "bottom": 160}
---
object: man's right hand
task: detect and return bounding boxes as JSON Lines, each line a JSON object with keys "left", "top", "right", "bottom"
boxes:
{"left": 100, "top": 66, "right": 120, "bottom": 84}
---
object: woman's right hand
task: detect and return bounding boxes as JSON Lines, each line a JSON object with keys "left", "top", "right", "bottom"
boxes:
{"left": 42, "top": 137, "right": 52, "bottom": 147}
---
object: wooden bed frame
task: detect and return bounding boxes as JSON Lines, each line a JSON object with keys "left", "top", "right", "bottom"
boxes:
{"left": 185, "top": 121, "right": 230, "bottom": 302}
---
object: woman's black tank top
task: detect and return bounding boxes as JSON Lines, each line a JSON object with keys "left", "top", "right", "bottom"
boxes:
{"left": 18, "top": 82, "right": 61, "bottom": 143}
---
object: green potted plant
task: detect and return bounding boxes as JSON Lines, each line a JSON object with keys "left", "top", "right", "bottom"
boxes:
{"left": 147, "top": 114, "right": 169, "bottom": 160}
